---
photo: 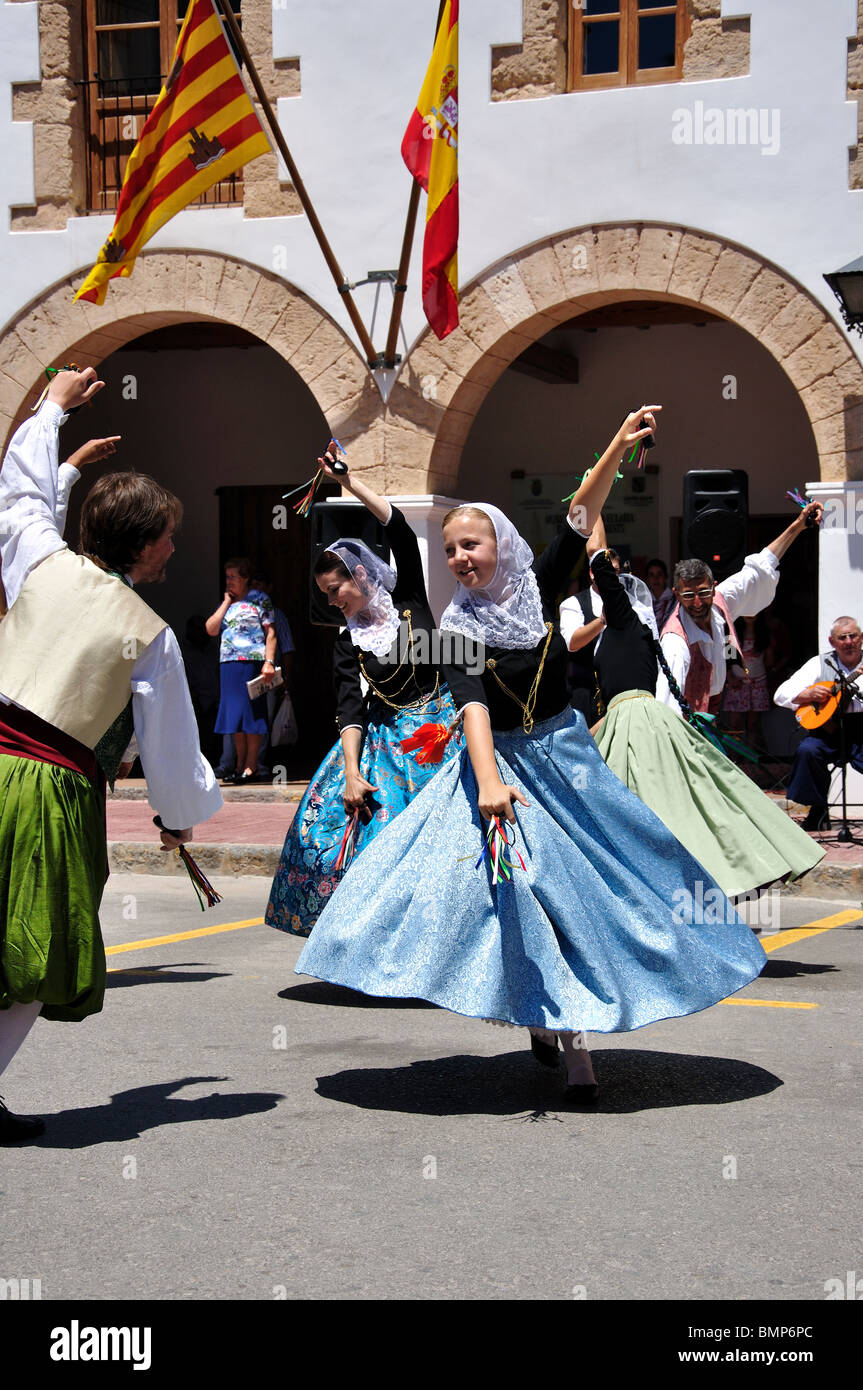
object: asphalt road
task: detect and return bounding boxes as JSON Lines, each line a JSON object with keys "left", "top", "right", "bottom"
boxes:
{"left": 2, "top": 877, "right": 861, "bottom": 1302}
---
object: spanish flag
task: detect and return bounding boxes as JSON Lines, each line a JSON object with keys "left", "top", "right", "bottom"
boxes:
{"left": 401, "top": 1, "right": 459, "bottom": 340}
{"left": 75, "top": 0, "right": 270, "bottom": 305}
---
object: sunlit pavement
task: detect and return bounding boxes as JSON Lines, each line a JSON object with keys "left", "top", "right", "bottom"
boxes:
{"left": 2, "top": 877, "right": 861, "bottom": 1301}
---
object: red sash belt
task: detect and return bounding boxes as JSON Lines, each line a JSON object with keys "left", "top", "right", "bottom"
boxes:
{"left": 0, "top": 701, "right": 104, "bottom": 793}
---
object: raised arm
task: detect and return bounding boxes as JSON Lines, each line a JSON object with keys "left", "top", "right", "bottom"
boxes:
{"left": 319, "top": 446, "right": 390, "bottom": 525}
{"left": 567, "top": 406, "right": 660, "bottom": 535}
{"left": 766, "top": 501, "right": 822, "bottom": 562}
{"left": 590, "top": 550, "right": 639, "bottom": 633}
{"left": 318, "top": 447, "right": 425, "bottom": 597}
{"left": 0, "top": 368, "right": 104, "bottom": 608}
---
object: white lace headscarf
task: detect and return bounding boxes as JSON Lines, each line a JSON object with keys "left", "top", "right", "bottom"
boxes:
{"left": 324, "top": 539, "right": 400, "bottom": 659}
{"left": 440, "top": 503, "right": 547, "bottom": 650}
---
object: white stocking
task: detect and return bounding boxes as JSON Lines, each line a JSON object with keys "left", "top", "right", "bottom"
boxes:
{"left": 559, "top": 1030, "right": 595, "bottom": 1085}
{"left": 0, "top": 1001, "right": 42, "bottom": 1078}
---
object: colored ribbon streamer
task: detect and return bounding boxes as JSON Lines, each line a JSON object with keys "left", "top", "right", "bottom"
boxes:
{"left": 176, "top": 844, "right": 223, "bottom": 909}
{"left": 282, "top": 439, "right": 348, "bottom": 516}
{"left": 627, "top": 440, "right": 648, "bottom": 471}
{"left": 331, "top": 809, "right": 360, "bottom": 873}
{"left": 291, "top": 469, "right": 325, "bottom": 518}
{"left": 562, "top": 453, "right": 624, "bottom": 502}
{"left": 153, "top": 816, "right": 222, "bottom": 909}
{"left": 471, "top": 815, "right": 527, "bottom": 886}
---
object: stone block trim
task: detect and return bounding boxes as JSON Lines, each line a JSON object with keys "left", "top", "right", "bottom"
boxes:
{"left": 10, "top": 1, "right": 85, "bottom": 230}
{"left": 3, "top": 227, "right": 862, "bottom": 502}
{"left": 681, "top": 5, "right": 750, "bottom": 83}
{"left": 0, "top": 251, "right": 364, "bottom": 452}
{"left": 242, "top": 0, "right": 303, "bottom": 218}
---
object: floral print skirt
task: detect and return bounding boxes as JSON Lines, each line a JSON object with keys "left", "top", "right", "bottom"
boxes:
{"left": 265, "top": 687, "right": 459, "bottom": 937}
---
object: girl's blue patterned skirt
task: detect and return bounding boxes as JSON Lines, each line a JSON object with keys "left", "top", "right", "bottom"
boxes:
{"left": 266, "top": 687, "right": 460, "bottom": 937}
{"left": 295, "top": 706, "right": 767, "bottom": 1033}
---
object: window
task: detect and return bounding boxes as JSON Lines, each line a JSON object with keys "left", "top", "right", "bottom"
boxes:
{"left": 81, "top": 0, "right": 244, "bottom": 211}
{"left": 568, "top": 0, "right": 688, "bottom": 91}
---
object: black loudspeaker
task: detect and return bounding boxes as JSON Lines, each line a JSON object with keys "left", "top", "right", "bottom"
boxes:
{"left": 682, "top": 470, "right": 748, "bottom": 581}
{"left": 308, "top": 502, "right": 390, "bottom": 626}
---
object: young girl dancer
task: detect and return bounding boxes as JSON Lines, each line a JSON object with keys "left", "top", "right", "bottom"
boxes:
{"left": 587, "top": 522, "right": 823, "bottom": 897}
{"left": 295, "top": 408, "right": 767, "bottom": 1103}
{"left": 266, "top": 454, "right": 459, "bottom": 937}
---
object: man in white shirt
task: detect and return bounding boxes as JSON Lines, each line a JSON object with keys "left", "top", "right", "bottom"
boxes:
{"left": 656, "top": 502, "right": 823, "bottom": 715}
{"left": 0, "top": 367, "right": 221, "bottom": 1141}
{"left": 774, "top": 616, "right": 863, "bottom": 830}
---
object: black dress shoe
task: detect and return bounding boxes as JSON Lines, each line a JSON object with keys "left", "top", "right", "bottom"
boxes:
{"left": 0, "top": 1098, "right": 46, "bottom": 1143}
{"left": 562, "top": 1082, "right": 600, "bottom": 1106}
{"left": 802, "top": 808, "right": 830, "bottom": 831}
{"left": 530, "top": 1034, "right": 560, "bottom": 1068}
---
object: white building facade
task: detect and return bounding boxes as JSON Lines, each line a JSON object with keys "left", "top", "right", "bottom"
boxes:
{"left": 1, "top": 0, "right": 861, "bottom": 756}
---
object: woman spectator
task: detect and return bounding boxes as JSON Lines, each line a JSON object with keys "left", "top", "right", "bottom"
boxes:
{"left": 646, "top": 557, "right": 674, "bottom": 631}
{"left": 206, "top": 557, "right": 277, "bottom": 783}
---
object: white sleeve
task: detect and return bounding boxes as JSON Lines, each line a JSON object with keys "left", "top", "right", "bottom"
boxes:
{"left": 656, "top": 633, "right": 690, "bottom": 715}
{"left": 559, "top": 597, "right": 586, "bottom": 647}
{"left": 131, "top": 627, "right": 223, "bottom": 830}
{"left": 718, "top": 549, "right": 780, "bottom": 623}
{"left": 0, "top": 401, "right": 69, "bottom": 609}
{"left": 773, "top": 657, "right": 820, "bottom": 711}
{"left": 55, "top": 463, "right": 81, "bottom": 537}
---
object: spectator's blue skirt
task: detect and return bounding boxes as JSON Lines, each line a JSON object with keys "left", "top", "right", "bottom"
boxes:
{"left": 266, "top": 687, "right": 460, "bottom": 937}
{"left": 295, "top": 707, "right": 767, "bottom": 1033}
{"left": 215, "top": 660, "right": 267, "bottom": 736}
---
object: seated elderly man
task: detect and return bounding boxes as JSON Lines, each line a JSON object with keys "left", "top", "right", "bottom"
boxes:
{"left": 657, "top": 502, "right": 822, "bottom": 715}
{"left": 774, "top": 616, "right": 863, "bottom": 830}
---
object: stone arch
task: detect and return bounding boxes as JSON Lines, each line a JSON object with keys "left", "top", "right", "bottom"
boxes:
{"left": 392, "top": 224, "right": 863, "bottom": 493}
{"left": 0, "top": 250, "right": 376, "bottom": 451}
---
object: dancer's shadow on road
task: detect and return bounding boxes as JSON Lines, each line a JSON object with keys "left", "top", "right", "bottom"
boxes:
{"left": 314, "top": 1049, "right": 782, "bottom": 1117}
{"left": 106, "top": 962, "right": 230, "bottom": 989}
{"left": 759, "top": 958, "right": 838, "bottom": 980}
{"left": 31, "top": 1077, "right": 283, "bottom": 1148}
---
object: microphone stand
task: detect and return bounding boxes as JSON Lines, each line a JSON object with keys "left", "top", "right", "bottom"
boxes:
{"left": 825, "top": 659, "right": 862, "bottom": 845}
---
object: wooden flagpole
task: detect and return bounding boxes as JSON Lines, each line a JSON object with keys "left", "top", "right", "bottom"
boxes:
{"left": 214, "top": 0, "right": 379, "bottom": 367}
{"left": 383, "top": 0, "right": 447, "bottom": 370}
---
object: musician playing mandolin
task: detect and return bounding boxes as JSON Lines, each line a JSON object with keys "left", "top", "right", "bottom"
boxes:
{"left": 774, "top": 616, "right": 863, "bottom": 831}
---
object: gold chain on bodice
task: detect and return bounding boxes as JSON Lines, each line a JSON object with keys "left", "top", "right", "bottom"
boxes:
{"left": 486, "top": 622, "right": 555, "bottom": 734}
{"left": 358, "top": 609, "right": 441, "bottom": 712}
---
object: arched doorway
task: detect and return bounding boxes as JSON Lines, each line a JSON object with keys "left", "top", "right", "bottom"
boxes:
{"left": 0, "top": 249, "right": 381, "bottom": 772}
{"left": 400, "top": 223, "right": 863, "bottom": 493}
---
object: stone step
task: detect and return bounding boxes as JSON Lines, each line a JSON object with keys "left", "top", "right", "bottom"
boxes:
{"left": 109, "top": 778, "right": 308, "bottom": 803}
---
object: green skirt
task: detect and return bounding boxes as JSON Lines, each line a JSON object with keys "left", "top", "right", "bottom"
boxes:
{"left": 0, "top": 753, "right": 107, "bottom": 1021}
{"left": 594, "top": 691, "right": 824, "bottom": 898}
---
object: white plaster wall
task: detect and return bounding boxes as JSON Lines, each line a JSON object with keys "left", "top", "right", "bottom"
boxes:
{"left": 3, "top": 0, "right": 863, "bottom": 373}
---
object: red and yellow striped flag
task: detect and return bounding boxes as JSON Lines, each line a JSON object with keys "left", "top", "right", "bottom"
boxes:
{"left": 401, "top": 1, "right": 459, "bottom": 340}
{"left": 75, "top": 0, "right": 270, "bottom": 305}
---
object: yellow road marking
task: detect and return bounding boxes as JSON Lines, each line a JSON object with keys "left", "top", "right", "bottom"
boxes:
{"left": 105, "top": 916, "right": 264, "bottom": 959}
{"left": 716, "top": 908, "right": 861, "bottom": 1009}
{"left": 759, "top": 908, "right": 862, "bottom": 955}
{"left": 719, "top": 998, "right": 817, "bottom": 1010}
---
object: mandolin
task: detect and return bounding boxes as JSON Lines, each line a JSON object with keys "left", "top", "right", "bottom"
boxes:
{"left": 795, "top": 674, "right": 861, "bottom": 730}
